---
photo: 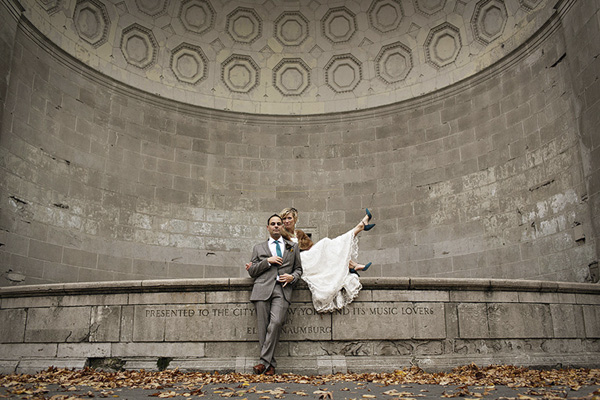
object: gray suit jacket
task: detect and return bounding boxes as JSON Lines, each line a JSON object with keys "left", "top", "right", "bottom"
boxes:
{"left": 247, "top": 238, "right": 303, "bottom": 303}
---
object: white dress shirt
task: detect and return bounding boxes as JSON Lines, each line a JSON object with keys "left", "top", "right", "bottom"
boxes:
{"left": 268, "top": 237, "right": 284, "bottom": 258}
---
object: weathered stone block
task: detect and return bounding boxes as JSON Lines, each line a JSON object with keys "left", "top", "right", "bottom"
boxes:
{"left": 289, "top": 340, "right": 374, "bottom": 357}
{"left": 576, "top": 293, "right": 600, "bottom": 305}
{"left": 129, "top": 292, "right": 206, "bottom": 305}
{"left": 333, "top": 302, "right": 443, "bottom": 340}
{"left": 0, "top": 360, "right": 19, "bottom": 374}
{"left": 550, "top": 304, "right": 584, "bottom": 338}
{"left": 119, "top": 305, "right": 134, "bottom": 342}
{"left": 112, "top": 342, "right": 205, "bottom": 357}
{"left": 0, "top": 309, "right": 26, "bottom": 342}
{"left": 206, "top": 291, "right": 248, "bottom": 303}
{"left": 487, "top": 303, "right": 553, "bottom": 338}
{"left": 457, "top": 303, "right": 489, "bottom": 338}
{"left": 121, "top": 358, "right": 160, "bottom": 372}
{"left": 582, "top": 305, "right": 600, "bottom": 338}
{"left": 60, "top": 294, "right": 128, "bottom": 307}
{"left": 1, "top": 295, "right": 61, "bottom": 308}
{"left": 63, "top": 247, "right": 98, "bottom": 269}
{"left": 166, "top": 358, "right": 236, "bottom": 373}
{"left": 28, "top": 240, "right": 63, "bottom": 263}
{"left": 57, "top": 343, "right": 111, "bottom": 358}
{"left": 415, "top": 303, "right": 446, "bottom": 339}
{"left": 518, "top": 292, "right": 559, "bottom": 303}
{"left": 204, "top": 342, "right": 258, "bottom": 358}
{"left": 0, "top": 343, "right": 57, "bottom": 358}
{"left": 90, "top": 306, "right": 121, "bottom": 342}
{"left": 281, "top": 303, "right": 332, "bottom": 341}
{"left": 450, "top": 290, "right": 519, "bottom": 303}
{"left": 25, "top": 307, "right": 91, "bottom": 342}
{"left": 16, "top": 358, "right": 86, "bottom": 374}
{"left": 373, "top": 290, "right": 449, "bottom": 302}
{"left": 444, "top": 303, "right": 459, "bottom": 338}
{"left": 317, "top": 355, "right": 347, "bottom": 375}
{"left": 374, "top": 340, "right": 444, "bottom": 356}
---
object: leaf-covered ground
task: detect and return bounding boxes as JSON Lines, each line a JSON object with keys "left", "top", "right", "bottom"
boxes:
{"left": 1, "top": 364, "right": 599, "bottom": 399}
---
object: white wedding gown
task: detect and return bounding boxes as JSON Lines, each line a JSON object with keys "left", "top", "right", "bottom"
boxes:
{"left": 298, "top": 230, "right": 362, "bottom": 313}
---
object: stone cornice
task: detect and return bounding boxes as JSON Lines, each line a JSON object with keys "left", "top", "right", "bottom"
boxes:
{"left": 1, "top": 277, "right": 598, "bottom": 298}
{"left": 1, "top": 0, "right": 24, "bottom": 22}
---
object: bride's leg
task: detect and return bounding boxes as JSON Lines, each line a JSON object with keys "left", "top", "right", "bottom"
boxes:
{"left": 348, "top": 259, "right": 366, "bottom": 271}
{"left": 349, "top": 259, "right": 372, "bottom": 272}
{"left": 351, "top": 214, "right": 370, "bottom": 236}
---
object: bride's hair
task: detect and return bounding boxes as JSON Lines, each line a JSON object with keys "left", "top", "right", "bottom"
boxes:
{"left": 279, "top": 207, "right": 297, "bottom": 241}
{"left": 279, "top": 207, "right": 313, "bottom": 250}
{"left": 279, "top": 207, "right": 298, "bottom": 222}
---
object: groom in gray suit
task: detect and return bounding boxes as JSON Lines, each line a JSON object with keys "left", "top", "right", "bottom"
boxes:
{"left": 247, "top": 214, "right": 303, "bottom": 375}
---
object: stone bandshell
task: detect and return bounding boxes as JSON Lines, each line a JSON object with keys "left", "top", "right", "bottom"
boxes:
{"left": 18, "top": 0, "right": 554, "bottom": 114}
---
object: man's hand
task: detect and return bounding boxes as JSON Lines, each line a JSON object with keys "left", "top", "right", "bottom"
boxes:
{"left": 268, "top": 256, "right": 283, "bottom": 265}
{"left": 245, "top": 262, "right": 251, "bottom": 271}
{"left": 278, "top": 273, "right": 294, "bottom": 287}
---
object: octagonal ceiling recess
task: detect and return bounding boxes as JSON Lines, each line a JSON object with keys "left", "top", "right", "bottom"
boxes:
{"left": 25, "top": 0, "right": 551, "bottom": 115}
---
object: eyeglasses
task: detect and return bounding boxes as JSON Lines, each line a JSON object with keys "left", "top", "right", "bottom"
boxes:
{"left": 270, "top": 222, "right": 283, "bottom": 226}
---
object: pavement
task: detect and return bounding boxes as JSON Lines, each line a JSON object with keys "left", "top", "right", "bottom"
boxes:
{"left": 1, "top": 379, "right": 599, "bottom": 399}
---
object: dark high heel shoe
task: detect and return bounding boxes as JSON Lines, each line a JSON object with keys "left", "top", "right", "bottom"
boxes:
{"left": 349, "top": 262, "right": 372, "bottom": 276}
{"left": 363, "top": 222, "right": 375, "bottom": 231}
{"left": 363, "top": 209, "right": 375, "bottom": 230}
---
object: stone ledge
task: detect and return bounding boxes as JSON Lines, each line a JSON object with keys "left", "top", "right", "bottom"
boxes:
{"left": 2, "top": 278, "right": 599, "bottom": 298}
{"left": 3, "top": 352, "right": 599, "bottom": 375}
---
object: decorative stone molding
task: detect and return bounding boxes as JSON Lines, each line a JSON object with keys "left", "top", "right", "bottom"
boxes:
{"left": 425, "top": 22, "right": 462, "bottom": 69}
{"left": 472, "top": 0, "right": 507, "bottom": 45}
{"left": 368, "top": 0, "right": 403, "bottom": 33}
{"left": 170, "top": 43, "right": 208, "bottom": 85}
{"left": 178, "top": 0, "right": 215, "bottom": 36}
{"left": 376, "top": 42, "right": 412, "bottom": 83}
{"left": 17, "top": 0, "right": 560, "bottom": 113}
{"left": 36, "top": 0, "right": 60, "bottom": 14}
{"left": 73, "top": 0, "right": 110, "bottom": 48}
{"left": 273, "top": 58, "right": 311, "bottom": 96}
{"left": 413, "top": 0, "right": 446, "bottom": 16}
{"left": 274, "top": 11, "right": 309, "bottom": 47}
{"left": 520, "top": 0, "right": 543, "bottom": 12}
{"left": 226, "top": 7, "right": 262, "bottom": 44}
{"left": 120, "top": 23, "right": 158, "bottom": 69}
{"left": 325, "top": 53, "right": 362, "bottom": 93}
{"left": 221, "top": 54, "right": 259, "bottom": 93}
{"left": 135, "top": 0, "right": 168, "bottom": 17}
{"left": 322, "top": 7, "right": 357, "bottom": 44}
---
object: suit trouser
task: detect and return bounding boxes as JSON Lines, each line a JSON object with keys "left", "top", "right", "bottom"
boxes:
{"left": 254, "top": 283, "right": 289, "bottom": 368}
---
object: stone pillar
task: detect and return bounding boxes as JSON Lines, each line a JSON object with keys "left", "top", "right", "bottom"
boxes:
{"left": 0, "top": 0, "right": 23, "bottom": 126}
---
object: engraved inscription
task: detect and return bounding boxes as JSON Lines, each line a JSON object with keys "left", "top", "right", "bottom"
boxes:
{"left": 136, "top": 303, "right": 440, "bottom": 342}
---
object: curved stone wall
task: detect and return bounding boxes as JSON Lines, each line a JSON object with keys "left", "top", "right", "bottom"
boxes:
{"left": 18, "top": 0, "right": 557, "bottom": 114}
{"left": 1, "top": 278, "right": 599, "bottom": 374}
{"left": 0, "top": 0, "right": 598, "bottom": 286}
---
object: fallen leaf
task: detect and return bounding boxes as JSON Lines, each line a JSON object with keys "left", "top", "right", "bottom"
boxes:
{"left": 314, "top": 390, "right": 333, "bottom": 399}
{"left": 383, "top": 389, "right": 415, "bottom": 397}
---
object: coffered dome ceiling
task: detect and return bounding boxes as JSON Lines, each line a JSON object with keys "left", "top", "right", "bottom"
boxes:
{"left": 24, "top": 0, "right": 553, "bottom": 114}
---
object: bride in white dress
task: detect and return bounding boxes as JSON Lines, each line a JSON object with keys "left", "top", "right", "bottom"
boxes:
{"left": 246, "top": 208, "right": 374, "bottom": 313}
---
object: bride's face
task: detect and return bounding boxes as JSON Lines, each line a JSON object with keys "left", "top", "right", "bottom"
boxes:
{"left": 282, "top": 213, "right": 296, "bottom": 231}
